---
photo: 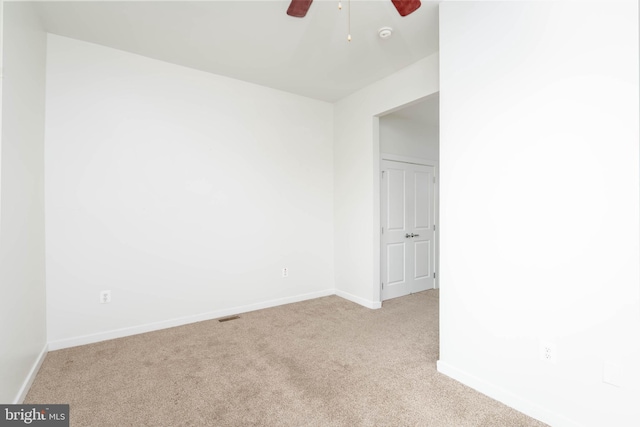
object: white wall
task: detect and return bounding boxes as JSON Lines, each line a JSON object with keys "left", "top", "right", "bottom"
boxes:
{"left": 0, "top": 0, "right": 3, "bottom": 207}
{"left": 0, "top": 2, "right": 48, "bottom": 403}
{"left": 333, "top": 54, "right": 439, "bottom": 307}
{"left": 380, "top": 93, "right": 439, "bottom": 161}
{"left": 45, "top": 35, "right": 334, "bottom": 349}
{"left": 438, "top": 2, "right": 640, "bottom": 427}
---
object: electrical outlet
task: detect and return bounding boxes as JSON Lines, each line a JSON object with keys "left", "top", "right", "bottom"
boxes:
{"left": 100, "top": 290, "right": 111, "bottom": 304}
{"left": 282, "top": 267, "right": 288, "bottom": 278}
{"left": 539, "top": 340, "right": 556, "bottom": 364}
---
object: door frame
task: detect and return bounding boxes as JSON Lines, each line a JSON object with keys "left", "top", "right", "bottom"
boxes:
{"left": 379, "top": 153, "right": 439, "bottom": 302}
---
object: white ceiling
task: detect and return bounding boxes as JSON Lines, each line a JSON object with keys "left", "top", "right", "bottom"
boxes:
{"left": 35, "top": 0, "right": 440, "bottom": 102}
{"left": 384, "top": 92, "right": 438, "bottom": 126}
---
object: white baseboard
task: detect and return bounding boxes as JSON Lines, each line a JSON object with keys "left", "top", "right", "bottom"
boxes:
{"left": 335, "top": 290, "right": 382, "bottom": 309}
{"left": 48, "top": 289, "right": 335, "bottom": 351}
{"left": 436, "top": 360, "right": 581, "bottom": 427}
{"left": 14, "top": 343, "right": 48, "bottom": 404}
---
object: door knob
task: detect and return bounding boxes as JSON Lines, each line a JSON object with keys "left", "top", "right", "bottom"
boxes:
{"left": 411, "top": 233, "right": 420, "bottom": 238}
{"left": 405, "top": 233, "right": 411, "bottom": 238}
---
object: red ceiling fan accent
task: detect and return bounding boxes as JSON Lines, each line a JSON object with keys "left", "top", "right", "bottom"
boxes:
{"left": 286, "top": 0, "right": 421, "bottom": 18}
{"left": 287, "top": 0, "right": 314, "bottom": 18}
{"left": 391, "top": 0, "right": 421, "bottom": 17}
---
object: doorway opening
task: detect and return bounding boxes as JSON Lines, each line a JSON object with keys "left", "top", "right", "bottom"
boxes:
{"left": 376, "top": 92, "right": 439, "bottom": 302}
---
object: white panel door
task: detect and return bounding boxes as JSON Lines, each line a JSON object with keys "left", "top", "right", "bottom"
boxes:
{"left": 381, "top": 160, "right": 435, "bottom": 301}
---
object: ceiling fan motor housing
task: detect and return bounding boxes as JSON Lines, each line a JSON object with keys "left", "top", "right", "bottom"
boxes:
{"left": 287, "top": 0, "right": 421, "bottom": 18}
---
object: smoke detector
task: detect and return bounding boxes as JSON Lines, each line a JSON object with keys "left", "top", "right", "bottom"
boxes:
{"left": 378, "top": 27, "right": 393, "bottom": 39}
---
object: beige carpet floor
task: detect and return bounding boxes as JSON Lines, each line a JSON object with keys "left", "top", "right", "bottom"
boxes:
{"left": 26, "top": 290, "right": 548, "bottom": 426}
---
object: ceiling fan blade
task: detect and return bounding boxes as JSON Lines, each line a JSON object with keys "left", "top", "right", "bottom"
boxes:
{"left": 391, "top": 0, "right": 421, "bottom": 17}
{"left": 287, "top": 0, "right": 313, "bottom": 18}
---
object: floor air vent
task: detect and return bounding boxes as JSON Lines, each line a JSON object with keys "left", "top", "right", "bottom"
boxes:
{"left": 218, "top": 315, "right": 240, "bottom": 323}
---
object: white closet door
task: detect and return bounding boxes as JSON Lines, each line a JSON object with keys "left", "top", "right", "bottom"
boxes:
{"left": 381, "top": 160, "right": 435, "bottom": 300}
